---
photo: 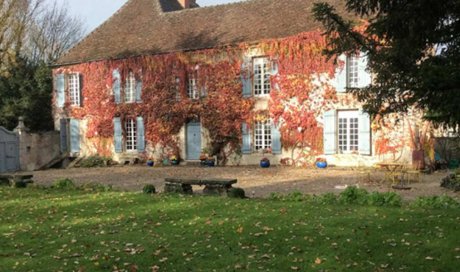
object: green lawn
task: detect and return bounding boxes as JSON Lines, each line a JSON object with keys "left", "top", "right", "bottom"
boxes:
{"left": 1, "top": 187, "right": 459, "bottom": 271}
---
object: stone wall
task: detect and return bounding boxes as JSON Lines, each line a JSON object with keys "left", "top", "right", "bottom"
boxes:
{"left": 16, "top": 119, "right": 61, "bottom": 171}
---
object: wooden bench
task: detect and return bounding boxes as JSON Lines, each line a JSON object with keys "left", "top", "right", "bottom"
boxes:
{"left": 0, "top": 173, "right": 34, "bottom": 187}
{"left": 164, "top": 178, "right": 237, "bottom": 195}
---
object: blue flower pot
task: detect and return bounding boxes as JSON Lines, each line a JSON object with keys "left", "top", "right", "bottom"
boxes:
{"left": 146, "top": 160, "right": 154, "bottom": 167}
{"left": 171, "top": 159, "right": 179, "bottom": 166}
{"left": 260, "top": 160, "right": 270, "bottom": 168}
{"left": 316, "top": 161, "right": 327, "bottom": 169}
{"left": 206, "top": 160, "right": 215, "bottom": 167}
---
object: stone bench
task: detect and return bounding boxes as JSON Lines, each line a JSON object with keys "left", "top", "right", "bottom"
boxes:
{"left": 0, "top": 173, "right": 34, "bottom": 187}
{"left": 164, "top": 178, "right": 237, "bottom": 195}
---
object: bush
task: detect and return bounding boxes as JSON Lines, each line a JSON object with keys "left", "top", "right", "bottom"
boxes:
{"left": 143, "top": 184, "right": 156, "bottom": 194}
{"left": 316, "top": 193, "right": 338, "bottom": 205}
{"left": 52, "top": 178, "right": 76, "bottom": 189}
{"left": 227, "top": 187, "right": 246, "bottom": 199}
{"left": 440, "top": 174, "right": 460, "bottom": 192}
{"left": 12, "top": 180, "right": 27, "bottom": 188}
{"left": 367, "top": 191, "right": 402, "bottom": 207}
{"left": 79, "top": 156, "right": 111, "bottom": 168}
{"left": 338, "top": 186, "right": 369, "bottom": 204}
{"left": 411, "top": 196, "right": 460, "bottom": 209}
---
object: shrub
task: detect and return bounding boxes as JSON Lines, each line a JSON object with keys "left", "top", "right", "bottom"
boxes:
{"left": 269, "top": 192, "right": 283, "bottom": 200}
{"left": 52, "top": 178, "right": 76, "bottom": 189}
{"left": 79, "top": 156, "right": 111, "bottom": 168}
{"left": 143, "top": 184, "right": 156, "bottom": 194}
{"left": 367, "top": 191, "right": 402, "bottom": 207}
{"left": 285, "top": 191, "right": 306, "bottom": 201}
{"left": 316, "top": 193, "right": 338, "bottom": 205}
{"left": 227, "top": 187, "right": 246, "bottom": 199}
{"left": 338, "top": 186, "right": 369, "bottom": 204}
{"left": 411, "top": 196, "right": 460, "bottom": 209}
{"left": 12, "top": 180, "right": 27, "bottom": 188}
{"left": 440, "top": 174, "right": 460, "bottom": 192}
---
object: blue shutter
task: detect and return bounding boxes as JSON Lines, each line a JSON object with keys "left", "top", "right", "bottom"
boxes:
{"left": 69, "top": 119, "right": 80, "bottom": 153}
{"left": 60, "top": 119, "right": 68, "bottom": 152}
{"left": 271, "top": 120, "right": 282, "bottom": 154}
{"left": 137, "top": 116, "right": 145, "bottom": 152}
{"left": 335, "top": 54, "right": 347, "bottom": 93}
{"left": 112, "top": 69, "right": 121, "bottom": 104}
{"left": 241, "top": 122, "right": 252, "bottom": 154}
{"left": 358, "top": 52, "right": 372, "bottom": 88}
{"left": 113, "top": 117, "right": 122, "bottom": 153}
{"left": 358, "top": 110, "right": 371, "bottom": 155}
{"left": 323, "top": 110, "right": 337, "bottom": 155}
{"left": 241, "top": 56, "right": 252, "bottom": 97}
{"left": 56, "top": 74, "right": 65, "bottom": 107}
{"left": 135, "top": 78, "right": 143, "bottom": 102}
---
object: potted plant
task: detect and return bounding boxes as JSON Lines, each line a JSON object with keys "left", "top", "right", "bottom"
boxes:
{"left": 315, "top": 157, "right": 327, "bottom": 169}
{"left": 260, "top": 157, "right": 270, "bottom": 168}
{"left": 199, "top": 153, "right": 208, "bottom": 166}
{"left": 146, "top": 158, "right": 154, "bottom": 167}
{"left": 206, "top": 156, "right": 215, "bottom": 167}
{"left": 170, "top": 155, "right": 179, "bottom": 166}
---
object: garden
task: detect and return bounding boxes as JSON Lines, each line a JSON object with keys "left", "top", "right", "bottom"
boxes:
{"left": 1, "top": 180, "right": 459, "bottom": 271}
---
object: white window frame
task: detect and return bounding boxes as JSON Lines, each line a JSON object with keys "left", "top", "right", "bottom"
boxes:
{"left": 346, "top": 55, "right": 359, "bottom": 88}
{"left": 337, "top": 110, "right": 359, "bottom": 153}
{"left": 253, "top": 57, "right": 271, "bottom": 96}
{"left": 254, "top": 120, "right": 272, "bottom": 151}
{"left": 187, "top": 74, "right": 199, "bottom": 100}
{"left": 125, "top": 71, "right": 136, "bottom": 103}
{"left": 125, "top": 118, "right": 137, "bottom": 152}
{"left": 68, "top": 73, "right": 80, "bottom": 106}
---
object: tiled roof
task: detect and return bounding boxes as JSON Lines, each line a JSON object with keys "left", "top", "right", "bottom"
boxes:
{"left": 55, "top": 0, "right": 348, "bottom": 66}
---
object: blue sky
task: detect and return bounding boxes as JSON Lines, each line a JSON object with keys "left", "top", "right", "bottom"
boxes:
{"left": 64, "top": 0, "right": 241, "bottom": 33}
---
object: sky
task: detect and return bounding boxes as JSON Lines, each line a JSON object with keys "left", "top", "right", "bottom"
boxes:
{"left": 63, "top": 0, "right": 242, "bottom": 34}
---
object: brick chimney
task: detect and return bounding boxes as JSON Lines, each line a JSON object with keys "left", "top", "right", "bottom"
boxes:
{"left": 178, "top": 0, "right": 196, "bottom": 9}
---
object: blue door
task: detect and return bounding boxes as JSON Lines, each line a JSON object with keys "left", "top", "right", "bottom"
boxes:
{"left": 186, "top": 122, "right": 201, "bottom": 160}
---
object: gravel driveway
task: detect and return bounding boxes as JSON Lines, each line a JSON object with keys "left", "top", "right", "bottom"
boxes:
{"left": 32, "top": 165, "right": 459, "bottom": 200}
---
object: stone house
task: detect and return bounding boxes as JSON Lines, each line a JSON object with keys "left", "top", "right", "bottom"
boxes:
{"left": 52, "top": 0, "right": 423, "bottom": 166}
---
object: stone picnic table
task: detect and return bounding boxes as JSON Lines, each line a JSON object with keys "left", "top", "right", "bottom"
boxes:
{"left": 164, "top": 177, "right": 237, "bottom": 195}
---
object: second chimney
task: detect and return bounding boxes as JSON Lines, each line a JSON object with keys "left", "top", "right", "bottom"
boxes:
{"left": 178, "top": 0, "right": 196, "bottom": 9}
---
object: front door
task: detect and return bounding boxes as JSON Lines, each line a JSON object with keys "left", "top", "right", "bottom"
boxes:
{"left": 186, "top": 122, "right": 201, "bottom": 160}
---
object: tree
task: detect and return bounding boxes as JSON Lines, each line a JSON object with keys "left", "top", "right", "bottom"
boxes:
{"left": 25, "top": 1, "right": 85, "bottom": 63}
{"left": 313, "top": 0, "right": 460, "bottom": 128}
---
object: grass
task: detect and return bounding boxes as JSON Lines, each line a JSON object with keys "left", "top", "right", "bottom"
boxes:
{"left": 1, "top": 187, "right": 459, "bottom": 271}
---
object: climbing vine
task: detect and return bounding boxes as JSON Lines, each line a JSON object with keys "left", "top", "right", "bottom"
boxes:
{"left": 54, "top": 30, "right": 350, "bottom": 165}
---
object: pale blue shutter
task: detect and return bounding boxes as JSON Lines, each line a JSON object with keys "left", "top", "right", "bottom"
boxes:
{"left": 113, "top": 117, "right": 122, "bottom": 153}
{"left": 112, "top": 69, "right": 121, "bottom": 104}
{"left": 271, "top": 121, "right": 282, "bottom": 154}
{"left": 335, "top": 54, "right": 347, "bottom": 93}
{"left": 241, "top": 122, "right": 252, "bottom": 154}
{"left": 358, "top": 52, "right": 371, "bottom": 88}
{"left": 358, "top": 110, "right": 371, "bottom": 155}
{"left": 135, "top": 78, "right": 143, "bottom": 102}
{"left": 60, "top": 119, "right": 67, "bottom": 152}
{"left": 323, "top": 110, "right": 337, "bottom": 155}
{"left": 56, "top": 74, "right": 65, "bottom": 107}
{"left": 69, "top": 119, "right": 80, "bottom": 153}
{"left": 137, "top": 116, "right": 145, "bottom": 152}
{"left": 241, "top": 56, "right": 252, "bottom": 97}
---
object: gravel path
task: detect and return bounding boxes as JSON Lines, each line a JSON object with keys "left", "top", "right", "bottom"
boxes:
{"left": 32, "top": 165, "right": 459, "bottom": 200}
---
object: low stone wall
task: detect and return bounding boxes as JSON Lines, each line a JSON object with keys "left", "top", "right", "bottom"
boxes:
{"left": 18, "top": 131, "right": 60, "bottom": 171}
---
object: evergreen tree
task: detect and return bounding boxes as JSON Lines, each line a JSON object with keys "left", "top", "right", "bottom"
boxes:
{"left": 313, "top": 0, "right": 460, "bottom": 128}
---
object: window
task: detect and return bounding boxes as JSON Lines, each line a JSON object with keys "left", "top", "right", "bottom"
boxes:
{"left": 254, "top": 120, "right": 272, "bottom": 151}
{"left": 125, "top": 71, "right": 136, "bottom": 103}
{"left": 337, "top": 111, "right": 359, "bottom": 153}
{"left": 125, "top": 118, "right": 137, "bottom": 151}
{"left": 346, "top": 55, "right": 359, "bottom": 88}
{"left": 174, "top": 77, "right": 181, "bottom": 101}
{"left": 253, "top": 57, "right": 271, "bottom": 96}
{"left": 68, "top": 73, "right": 80, "bottom": 106}
{"left": 187, "top": 74, "right": 198, "bottom": 99}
